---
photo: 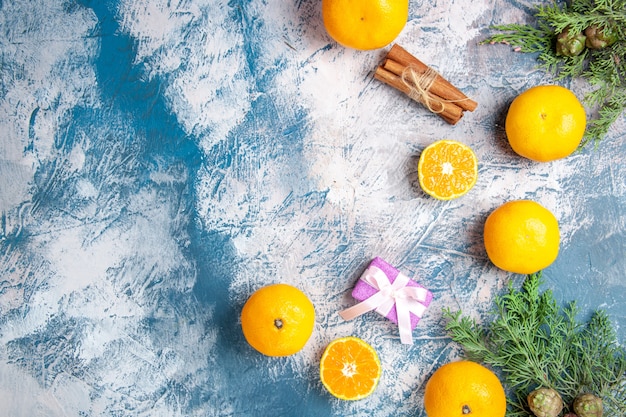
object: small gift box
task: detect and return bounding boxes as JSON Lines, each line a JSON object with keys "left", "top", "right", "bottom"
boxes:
{"left": 339, "top": 257, "right": 433, "bottom": 344}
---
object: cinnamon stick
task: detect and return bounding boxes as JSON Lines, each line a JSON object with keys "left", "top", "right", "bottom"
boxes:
{"left": 374, "top": 66, "right": 463, "bottom": 125}
{"left": 382, "top": 58, "right": 465, "bottom": 119}
{"left": 386, "top": 44, "right": 478, "bottom": 112}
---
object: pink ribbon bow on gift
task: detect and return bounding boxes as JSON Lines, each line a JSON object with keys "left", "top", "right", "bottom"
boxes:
{"left": 339, "top": 265, "right": 429, "bottom": 345}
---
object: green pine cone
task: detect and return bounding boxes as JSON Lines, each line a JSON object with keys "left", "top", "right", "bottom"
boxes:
{"left": 584, "top": 24, "right": 619, "bottom": 49}
{"left": 556, "top": 27, "right": 587, "bottom": 57}
{"left": 528, "top": 387, "right": 564, "bottom": 417}
{"left": 573, "top": 393, "right": 603, "bottom": 417}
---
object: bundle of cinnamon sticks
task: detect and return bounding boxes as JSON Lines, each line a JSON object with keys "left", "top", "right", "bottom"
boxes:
{"left": 374, "top": 44, "right": 478, "bottom": 125}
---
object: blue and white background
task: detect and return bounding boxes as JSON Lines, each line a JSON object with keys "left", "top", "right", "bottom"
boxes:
{"left": 0, "top": 0, "right": 624, "bottom": 416}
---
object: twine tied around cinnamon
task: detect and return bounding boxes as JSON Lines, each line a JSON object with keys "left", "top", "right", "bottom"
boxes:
{"left": 401, "top": 65, "right": 447, "bottom": 114}
{"left": 373, "top": 44, "right": 478, "bottom": 125}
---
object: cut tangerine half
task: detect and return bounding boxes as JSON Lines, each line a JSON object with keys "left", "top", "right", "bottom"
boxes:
{"left": 418, "top": 139, "right": 478, "bottom": 200}
{"left": 319, "top": 336, "right": 382, "bottom": 401}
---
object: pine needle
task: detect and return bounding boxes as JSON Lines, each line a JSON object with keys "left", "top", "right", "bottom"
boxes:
{"left": 444, "top": 272, "right": 626, "bottom": 416}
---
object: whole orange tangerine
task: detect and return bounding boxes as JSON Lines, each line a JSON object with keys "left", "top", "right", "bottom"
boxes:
{"left": 241, "top": 283, "right": 315, "bottom": 357}
{"left": 483, "top": 200, "right": 560, "bottom": 274}
{"left": 424, "top": 361, "right": 507, "bottom": 417}
{"left": 322, "top": 0, "right": 409, "bottom": 50}
{"left": 505, "top": 85, "right": 586, "bottom": 162}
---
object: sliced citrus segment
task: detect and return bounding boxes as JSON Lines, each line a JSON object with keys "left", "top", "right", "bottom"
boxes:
{"left": 417, "top": 139, "right": 478, "bottom": 200}
{"left": 319, "top": 336, "right": 382, "bottom": 401}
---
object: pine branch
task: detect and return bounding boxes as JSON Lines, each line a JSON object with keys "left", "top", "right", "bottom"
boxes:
{"left": 444, "top": 272, "right": 626, "bottom": 416}
{"left": 482, "top": 0, "right": 626, "bottom": 147}
{"left": 584, "top": 88, "right": 626, "bottom": 146}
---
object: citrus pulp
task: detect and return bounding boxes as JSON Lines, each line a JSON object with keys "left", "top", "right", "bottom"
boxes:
{"left": 319, "top": 336, "right": 382, "bottom": 400}
{"left": 418, "top": 139, "right": 478, "bottom": 200}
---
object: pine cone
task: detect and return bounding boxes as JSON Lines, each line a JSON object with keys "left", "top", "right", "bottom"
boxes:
{"left": 573, "top": 393, "right": 603, "bottom": 417}
{"left": 528, "top": 387, "right": 564, "bottom": 417}
{"left": 584, "top": 25, "right": 619, "bottom": 49}
{"left": 556, "top": 27, "right": 587, "bottom": 57}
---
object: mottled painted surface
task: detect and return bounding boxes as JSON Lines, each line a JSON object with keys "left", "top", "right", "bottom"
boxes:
{"left": 0, "top": 0, "right": 623, "bottom": 416}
